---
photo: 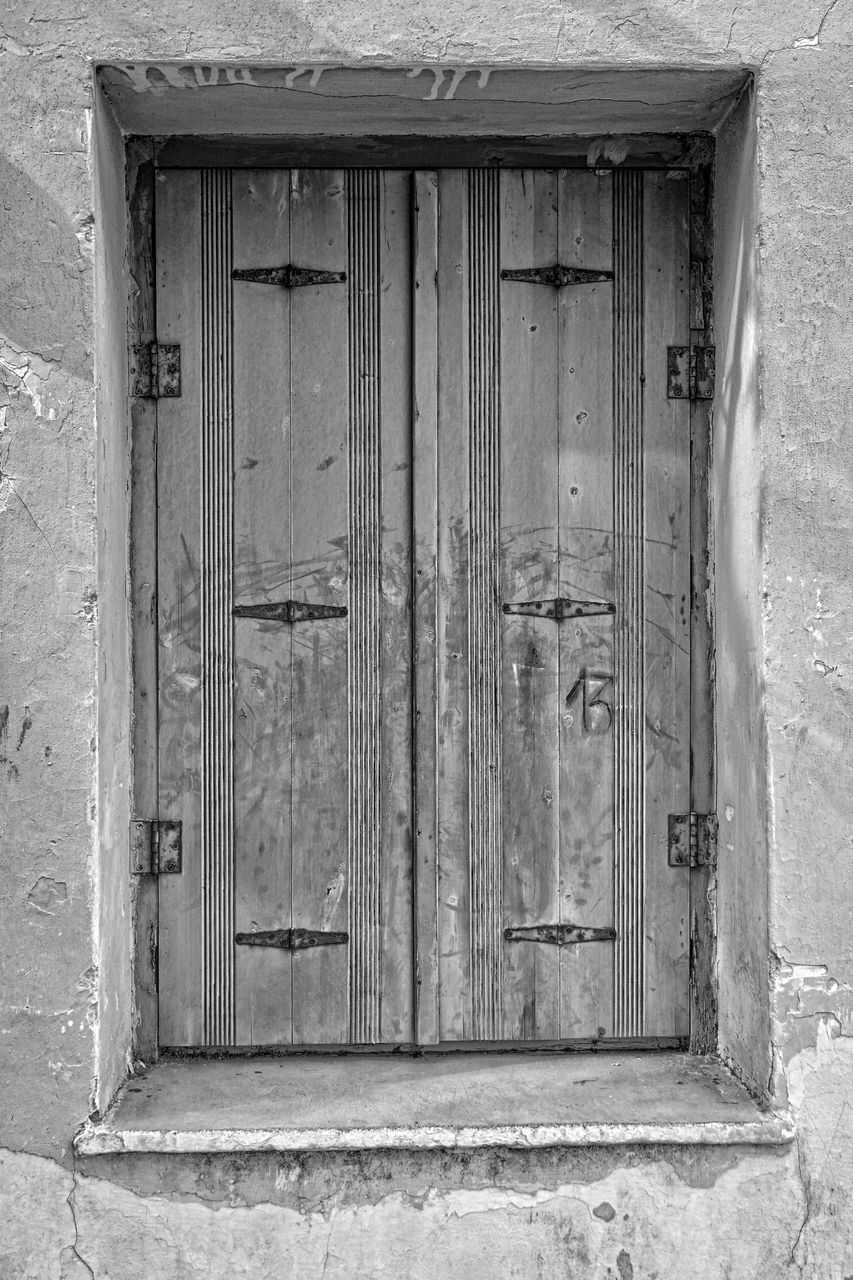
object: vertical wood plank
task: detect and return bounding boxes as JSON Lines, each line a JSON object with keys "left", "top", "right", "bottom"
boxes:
{"left": 499, "top": 169, "right": 561, "bottom": 1040}
{"left": 346, "top": 169, "right": 383, "bottom": 1044}
{"left": 127, "top": 143, "right": 159, "bottom": 1060}
{"left": 435, "top": 169, "right": 471, "bottom": 1040}
{"left": 466, "top": 169, "right": 503, "bottom": 1041}
{"left": 612, "top": 169, "right": 646, "bottom": 1039}
{"left": 376, "top": 171, "right": 415, "bottom": 1044}
{"left": 556, "top": 169, "right": 616, "bottom": 1038}
{"left": 232, "top": 170, "right": 294, "bottom": 1045}
{"left": 642, "top": 170, "right": 691, "bottom": 1037}
{"left": 199, "top": 169, "right": 236, "bottom": 1046}
{"left": 413, "top": 171, "right": 440, "bottom": 1045}
{"left": 289, "top": 169, "right": 350, "bottom": 1045}
{"left": 156, "top": 169, "right": 203, "bottom": 1046}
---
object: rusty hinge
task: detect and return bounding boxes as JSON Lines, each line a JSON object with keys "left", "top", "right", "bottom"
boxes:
{"left": 235, "top": 928, "right": 348, "bottom": 951}
{"left": 130, "top": 819, "right": 182, "bottom": 875}
{"left": 130, "top": 343, "right": 181, "bottom": 398}
{"left": 234, "top": 600, "right": 347, "bottom": 624}
{"left": 501, "top": 264, "right": 613, "bottom": 288}
{"left": 668, "top": 813, "right": 718, "bottom": 868}
{"left": 505, "top": 923, "right": 617, "bottom": 945}
{"left": 503, "top": 597, "right": 615, "bottom": 620}
{"left": 666, "top": 345, "right": 715, "bottom": 400}
{"left": 232, "top": 264, "right": 347, "bottom": 289}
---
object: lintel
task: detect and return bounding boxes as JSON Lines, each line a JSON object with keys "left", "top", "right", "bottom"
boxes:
{"left": 98, "top": 63, "right": 750, "bottom": 151}
{"left": 76, "top": 1052, "right": 792, "bottom": 1155}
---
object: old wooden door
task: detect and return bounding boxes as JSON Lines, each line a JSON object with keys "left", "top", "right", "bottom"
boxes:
{"left": 151, "top": 165, "right": 693, "bottom": 1048}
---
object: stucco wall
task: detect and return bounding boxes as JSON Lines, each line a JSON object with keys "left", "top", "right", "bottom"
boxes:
{"left": 1, "top": 1, "right": 851, "bottom": 1276}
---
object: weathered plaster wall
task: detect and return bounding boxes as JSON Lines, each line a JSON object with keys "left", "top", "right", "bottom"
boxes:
{"left": 1, "top": 0, "right": 852, "bottom": 1276}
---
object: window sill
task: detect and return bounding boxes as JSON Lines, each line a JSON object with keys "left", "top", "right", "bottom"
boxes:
{"left": 75, "top": 1051, "right": 793, "bottom": 1156}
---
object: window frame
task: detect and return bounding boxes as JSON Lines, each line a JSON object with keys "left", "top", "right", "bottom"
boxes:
{"left": 126, "top": 134, "right": 716, "bottom": 1062}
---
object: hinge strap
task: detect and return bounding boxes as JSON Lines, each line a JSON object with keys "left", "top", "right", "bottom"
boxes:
{"left": 235, "top": 928, "right": 349, "bottom": 951}
{"left": 234, "top": 600, "right": 347, "bottom": 624}
{"left": 232, "top": 265, "right": 346, "bottom": 289}
{"left": 503, "top": 597, "right": 615, "bottom": 620}
{"left": 501, "top": 265, "right": 613, "bottom": 288}
{"left": 504, "top": 923, "right": 617, "bottom": 945}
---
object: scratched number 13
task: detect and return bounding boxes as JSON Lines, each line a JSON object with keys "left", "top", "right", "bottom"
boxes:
{"left": 565, "top": 670, "right": 614, "bottom": 734}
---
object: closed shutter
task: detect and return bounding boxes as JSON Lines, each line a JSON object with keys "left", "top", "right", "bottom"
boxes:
{"left": 418, "top": 168, "right": 691, "bottom": 1043}
{"left": 156, "top": 169, "right": 414, "bottom": 1046}
{"left": 151, "top": 165, "right": 693, "bottom": 1049}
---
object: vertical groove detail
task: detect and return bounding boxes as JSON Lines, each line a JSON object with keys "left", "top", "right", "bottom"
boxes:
{"left": 613, "top": 170, "right": 645, "bottom": 1038}
{"left": 200, "top": 169, "right": 235, "bottom": 1046}
{"left": 466, "top": 170, "right": 503, "bottom": 1040}
{"left": 347, "top": 171, "right": 382, "bottom": 1043}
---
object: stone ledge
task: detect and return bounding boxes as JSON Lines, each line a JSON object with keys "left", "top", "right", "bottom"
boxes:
{"left": 75, "top": 1052, "right": 794, "bottom": 1155}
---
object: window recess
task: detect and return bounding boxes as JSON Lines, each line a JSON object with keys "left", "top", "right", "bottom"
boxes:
{"left": 132, "top": 162, "right": 713, "bottom": 1053}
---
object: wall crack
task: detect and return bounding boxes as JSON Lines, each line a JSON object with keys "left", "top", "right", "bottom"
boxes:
{"left": 61, "top": 1164, "right": 95, "bottom": 1280}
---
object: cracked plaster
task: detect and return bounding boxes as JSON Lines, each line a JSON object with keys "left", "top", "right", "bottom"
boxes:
{"left": 1, "top": 0, "right": 852, "bottom": 1276}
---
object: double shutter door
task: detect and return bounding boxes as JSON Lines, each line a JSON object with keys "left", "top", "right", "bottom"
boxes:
{"left": 154, "top": 165, "right": 691, "bottom": 1049}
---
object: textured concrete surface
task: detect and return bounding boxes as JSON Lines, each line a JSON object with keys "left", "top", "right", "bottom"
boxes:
{"left": 1, "top": 0, "right": 852, "bottom": 1275}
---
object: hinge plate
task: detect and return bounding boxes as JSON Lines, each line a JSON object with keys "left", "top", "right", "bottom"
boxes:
{"left": 501, "top": 264, "right": 613, "bottom": 288}
{"left": 502, "top": 596, "right": 615, "bottom": 620}
{"left": 666, "top": 345, "right": 715, "bottom": 400}
{"left": 504, "top": 923, "right": 617, "bottom": 945}
{"left": 130, "top": 342, "right": 181, "bottom": 398}
{"left": 668, "top": 813, "right": 718, "bottom": 867}
{"left": 235, "top": 928, "right": 348, "bottom": 950}
{"left": 130, "top": 819, "right": 183, "bottom": 875}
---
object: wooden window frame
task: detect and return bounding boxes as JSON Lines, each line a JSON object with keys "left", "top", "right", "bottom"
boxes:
{"left": 127, "top": 134, "right": 715, "bottom": 1062}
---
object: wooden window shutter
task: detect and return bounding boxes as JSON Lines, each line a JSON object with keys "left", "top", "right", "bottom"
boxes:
{"left": 155, "top": 170, "right": 414, "bottom": 1047}
{"left": 150, "top": 164, "right": 693, "bottom": 1050}
{"left": 417, "top": 169, "right": 691, "bottom": 1044}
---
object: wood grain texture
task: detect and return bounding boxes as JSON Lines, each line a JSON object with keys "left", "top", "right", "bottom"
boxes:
{"left": 499, "top": 169, "right": 561, "bottom": 1041}
{"left": 612, "top": 169, "right": 646, "bottom": 1038}
{"left": 556, "top": 170, "right": 616, "bottom": 1038}
{"left": 157, "top": 169, "right": 203, "bottom": 1046}
{"left": 435, "top": 169, "right": 471, "bottom": 1041}
{"left": 466, "top": 169, "right": 503, "bottom": 1041}
{"left": 347, "top": 169, "right": 383, "bottom": 1043}
{"left": 289, "top": 169, "right": 350, "bottom": 1045}
{"left": 412, "top": 171, "right": 440, "bottom": 1045}
{"left": 232, "top": 170, "right": 294, "bottom": 1045}
{"left": 199, "top": 169, "right": 236, "bottom": 1046}
{"left": 375, "top": 171, "right": 415, "bottom": 1044}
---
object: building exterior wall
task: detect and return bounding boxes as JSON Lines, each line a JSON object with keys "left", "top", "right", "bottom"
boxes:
{"left": 0, "top": 2, "right": 851, "bottom": 1276}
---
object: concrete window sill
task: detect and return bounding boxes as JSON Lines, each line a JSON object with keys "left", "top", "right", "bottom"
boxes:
{"left": 75, "top": 1052, "right": 793, "bottom": 1155}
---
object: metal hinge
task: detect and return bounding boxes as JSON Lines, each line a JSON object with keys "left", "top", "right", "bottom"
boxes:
{"left": 668, "top": 813, "right": 718, "bottom": 868}
{"left": 503, "top": 597, "right": 615, "bottom": 620}
{"left": 232, "top": 264, "right": 347, "bottom": 289}
{"left": 234, "top": 599, "right": 347, "bottom": 624}
{"left": 666, "top": 345, "right": 715, "bottom": 400}
{"left": 505, "top": 923, "right": 617, "bottom": 945}
{"left": 130, "top": 819, "right": 183, "bottom": 875}
{"left": 130, "top": 343, "right": 181, "bottom": 398}
{"left": 235, "top": 928, "right": 348, "bottom": 951}
{"left": 501, "top": 264, "right": 613, "bottom": 288}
